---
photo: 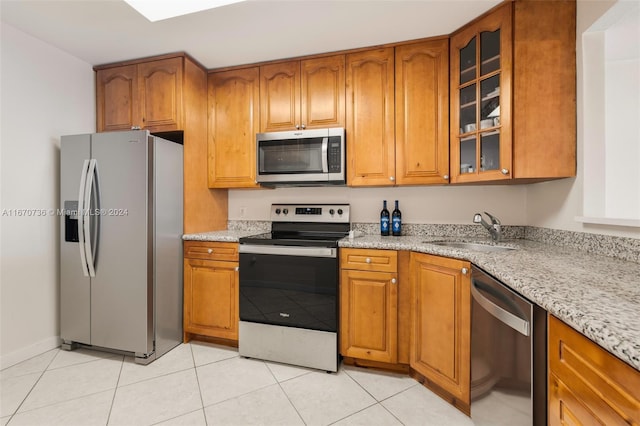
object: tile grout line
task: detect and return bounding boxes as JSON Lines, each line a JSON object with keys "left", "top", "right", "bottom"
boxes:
{"left": 264, "top": 362, "right": 309, "bottom": 426}
{"left": 189, "top": 343, "right": 209, "bottom": 426}
{"left": 4, "top": 348, "right": 61, "bottom": 425}
{"left": 340, "top": 366, "right": 418, "bottom": 425}
{"left": 105, "top": 355, "right": 125, "bottom": 426}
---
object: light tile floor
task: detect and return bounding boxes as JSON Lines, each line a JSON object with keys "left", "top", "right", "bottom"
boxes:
{"left": 0, "top": 342, "right": 481, "bottom": 426}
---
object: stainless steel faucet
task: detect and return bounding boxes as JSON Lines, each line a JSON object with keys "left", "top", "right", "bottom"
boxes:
{"left": 473, "top": 212, "right": 502, "bottom": 242}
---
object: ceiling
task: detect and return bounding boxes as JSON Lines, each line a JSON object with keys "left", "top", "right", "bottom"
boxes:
{"left": 1, "top": 0, "right": 502, "bottom": 70}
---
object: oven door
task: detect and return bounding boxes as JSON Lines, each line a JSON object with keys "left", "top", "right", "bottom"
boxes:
{"left": 239, "top": 245, "right": 338, "bottom": 332}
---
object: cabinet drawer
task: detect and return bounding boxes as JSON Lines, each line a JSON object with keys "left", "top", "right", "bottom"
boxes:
{"left": 184, "top": 241, "right": 238, "bottom": 262}
{"left": 340, "top": 248, "right": 397, "bottom": 273}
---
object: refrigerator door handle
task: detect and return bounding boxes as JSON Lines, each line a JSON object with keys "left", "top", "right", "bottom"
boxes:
{"left": 83, "top": 159, "right": 98, "bottom": 277}
{"left": 77, "top": 159, "right": 90, "bottom": 277}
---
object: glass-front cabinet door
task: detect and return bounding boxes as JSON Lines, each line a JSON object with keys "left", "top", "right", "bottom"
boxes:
{"left": 450, "top": 4, "right": 512, "bottom": 183}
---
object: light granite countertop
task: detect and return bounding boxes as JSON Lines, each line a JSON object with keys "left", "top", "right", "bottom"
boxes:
{"left": 183, "top": 230, "right": 640, "bottom": 371}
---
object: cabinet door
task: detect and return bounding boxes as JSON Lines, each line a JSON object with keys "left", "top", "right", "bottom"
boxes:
{"left": 260, "top": 61, "right": 300, "bottom": 131}
{"left": 410, "top": 252, "right": 471, "bottom": 413}
{"left": 184, "top": 258, "right": 239, "bottom": 341}
{"left": 346, "top": 48, "right": 396, "bottom": 186}
{"left": 395, "top": 39, "right": 450, "bottom": 185}
{"left": 340, "top": 269, "right": 398, "bottom": 363}
{"left": 450, "top": 3, "right": 512, "bottom": 183}
{"left": 138, "top": 57, "right": 183, "bottom": 132}
{"left": 96, "top": 65, "right": 139, "bottom": 132}
{"left": 208, "top": 67, "right": 260, "bottom": 188}
{"left": 301, "top": 55, "right": 345, "bottom": 129}
{"left": 548, "top": 316, "right": 640, "bottom": 426}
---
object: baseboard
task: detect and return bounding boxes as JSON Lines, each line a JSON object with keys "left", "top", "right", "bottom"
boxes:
{"left": 0, "top": 336, "right": 61, "bottom": 370}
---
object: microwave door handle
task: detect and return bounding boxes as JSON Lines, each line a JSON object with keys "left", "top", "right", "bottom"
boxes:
{"left": 321, "top": 137, "right": 329, "bottom": 173}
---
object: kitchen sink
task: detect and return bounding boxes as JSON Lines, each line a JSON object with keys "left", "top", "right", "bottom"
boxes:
{"left": 426, "top": 241, "right": 517, "bottom": 252}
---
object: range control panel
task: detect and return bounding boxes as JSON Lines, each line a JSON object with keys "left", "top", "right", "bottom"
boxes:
{"left": 270, "top": 204, "right": 350, "bottom": 223}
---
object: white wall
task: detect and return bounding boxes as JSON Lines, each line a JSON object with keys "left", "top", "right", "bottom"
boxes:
{"left": 229, "top": 185, "right": 527, "bottom": 225}
{"left": 0, "top": 24, "right": 95, "bottom": 367}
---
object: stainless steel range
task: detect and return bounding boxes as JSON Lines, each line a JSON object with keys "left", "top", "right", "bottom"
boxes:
{"left": 238, "top": 203, "right": 350, "bottom": 372}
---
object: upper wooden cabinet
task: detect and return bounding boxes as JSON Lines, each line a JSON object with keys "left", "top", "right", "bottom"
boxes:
{"left": 96, "top": 57, "right": 183, "bottom": 132}
{"left": 346, "top": 48, "right": 396, "bottom": 186}
{"left": 346, "top": 40, "right": 449, "bottom": 187}
{"left": 95, "top": 53, "right": 228, "bottom": 234}
{"left": 395, "top": 39, "right": 450, "bottom": 185}
{"left": 450, "top": 1, "right": 576, "bottom": 183}
{"left": 410, "top": 252, "right": 471, "bottom": 415}
{"left": 548, "top": 315, "right": 640, "bottom": 426}
{"left": 208, "top": 67, "right": 260, "bottom": 188}
{"left": 260, "top": 55, "right": 345, "bottom": 132}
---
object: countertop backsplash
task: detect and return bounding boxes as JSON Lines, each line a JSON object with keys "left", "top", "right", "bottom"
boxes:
{"left": 224, "top": 220, "right": 638, "bottom": 263}
{"left": 525, "top": 226, "right": 640, "bottom": 264}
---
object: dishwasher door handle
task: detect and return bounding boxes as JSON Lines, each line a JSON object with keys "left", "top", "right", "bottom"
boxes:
{"left": 471, "top": 280, "right": 530, "bottom": 336}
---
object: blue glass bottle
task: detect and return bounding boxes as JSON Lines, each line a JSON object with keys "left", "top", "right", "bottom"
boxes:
{"left": 380, "top": 200, "right": 390, "bottom": 236}
{"left": 392, "top": 200, "right": 402, "bottom": 236}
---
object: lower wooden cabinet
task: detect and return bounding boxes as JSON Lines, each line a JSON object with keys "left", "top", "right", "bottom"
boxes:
{"left": 548, "top": 315, "right": 640, "bottom": 426}
{"left": 183, "top": 241, "right": 239, "bottom": 342}
{"left": 409, "top": 252, "right": 471, "bottom": 415}
{"left": 340, "top": 248, "right": 399, "bottom": 364}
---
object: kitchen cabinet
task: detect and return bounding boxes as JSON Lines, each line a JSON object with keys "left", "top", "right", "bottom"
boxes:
{"left": 96, "top": 57, "right": 183, "bottom": 132}
{"left": 95, "top": 53, "right": 227, "bottom": 234}
{"left": 207, "top": 67, "right": 260, "bottom": 188}
{"left": 340, "top": 248, "right": 399, "bottom": 364}
{"left": 346, "top": 47, "right": 396, "bottom": 186}
{"left": 346, "top": 39, "right": 449, "bottom": 187}
{"left": 449, "top": 1, "right": 576, "bottom": 183}
{"left": 395, "top": 39, "right": 450, "bottom": 185}
{"left": 548, "top": 315, "right": 640, "bottom": 426}
{"left": 259, "top": 55, "right": 345, "bottom": 132}
{"left": 183, "top": 241, "right": 239, "bottom": 343}
{"left": 409, "top": 252, "right": 471, "bottom": 415}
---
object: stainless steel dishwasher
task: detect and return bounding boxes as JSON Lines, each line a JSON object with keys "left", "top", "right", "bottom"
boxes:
{"left": 470, "top": 266, "right": 547, "bottom": 426}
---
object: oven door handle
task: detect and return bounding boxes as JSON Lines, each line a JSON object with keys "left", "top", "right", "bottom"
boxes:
{"left": 239, "top": 244, "right": 337, "bottom": 258}
{"left": 471, "top": 279, "right": 530, "bottom": 337}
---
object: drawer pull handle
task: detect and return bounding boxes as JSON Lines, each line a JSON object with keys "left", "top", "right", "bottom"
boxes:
{"left": 365, "top": 258, "right": 371, "bottom": 264}
{"left": 207, "top": 248, "right": 213, "bottom": 254}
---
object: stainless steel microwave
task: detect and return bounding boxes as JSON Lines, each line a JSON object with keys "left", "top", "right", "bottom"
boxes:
{"left": 256, "top": 128, "right": 345, "bottom": 185}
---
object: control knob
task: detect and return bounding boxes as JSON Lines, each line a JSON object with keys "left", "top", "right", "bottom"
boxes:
{"left": 283, "top": 208, "right": 289, "bottom": 215}
{"left": 329, "top": 209, "right": 335, "bottom": 215}
{"left": 275, "top": 208, "right": 281, "bottom": 215}
{"left": 337, "top": 209, "right": 343, "bottom": 215}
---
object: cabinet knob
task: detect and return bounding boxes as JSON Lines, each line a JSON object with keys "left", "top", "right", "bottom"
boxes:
{"left": 131, "top": 126, "right": 141, "bottom": 130}
{"left": 501, "top": 168, "right": 509, "bottom": 175}
{"left": 389, "top": 176, "right": 395, "bottom": 182}
{"left": 443, "top": 174, "right": 449, "bottom": 180}
{"left": 295, "top": 124, "right": 300, "bottom": 129}
{"left": 461, "top": 267, "right": 468, "bottom": 275}
{"left": 391, "top": 278, "right": 397, "bottom": 284}
{"left": 301, "top": 124, "right": 306, "bottom": 129}
{"left": 234, "top": 266, "right": 239, "bottom": 272}
{"left": 207, "top": 248, "right": 213, "bottom": 254}
{"left": 365, "top": 258, "right": 372, "bottom": 264}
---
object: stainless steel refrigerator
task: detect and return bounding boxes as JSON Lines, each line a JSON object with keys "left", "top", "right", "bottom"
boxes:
{"left": 60, "top": 130, "right": 183, "bottom": 364}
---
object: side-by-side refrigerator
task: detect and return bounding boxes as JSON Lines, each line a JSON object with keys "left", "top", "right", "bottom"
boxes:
{"left": 60, "top": 130, "right": 183, "bottom": 364}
